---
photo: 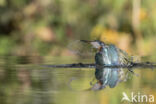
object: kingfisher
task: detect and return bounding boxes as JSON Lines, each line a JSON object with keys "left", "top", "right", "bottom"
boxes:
{"left": 81, "top": 40, "right": 132, "bottom": 90}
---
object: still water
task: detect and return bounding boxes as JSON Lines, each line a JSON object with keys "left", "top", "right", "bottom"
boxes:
{"left": 0, "top": 56, "right": 156, "bottom": 104}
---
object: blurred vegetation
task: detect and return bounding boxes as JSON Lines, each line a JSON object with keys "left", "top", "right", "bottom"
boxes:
{"left": 0, "top": 0, "right": 156, "bottom": 104}
{"left": 0, "top": 0, "right": 155, "bottom": 60}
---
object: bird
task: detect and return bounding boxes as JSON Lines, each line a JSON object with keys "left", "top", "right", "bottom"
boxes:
{"left": 81, "top": 40, "right": 132, "bottom": 90}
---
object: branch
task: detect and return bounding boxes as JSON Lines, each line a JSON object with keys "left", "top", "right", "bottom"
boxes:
{"left": 42, "top": 62, "right": 156, "bottom": 69}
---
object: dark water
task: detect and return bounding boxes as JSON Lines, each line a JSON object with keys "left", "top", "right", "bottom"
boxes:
{"left": 0, "top": 56, "right": 156, "bottom": 104}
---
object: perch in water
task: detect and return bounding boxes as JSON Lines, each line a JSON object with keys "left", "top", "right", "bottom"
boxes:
{"left": 43, "top": 40, "right": 156, "bottom": 90}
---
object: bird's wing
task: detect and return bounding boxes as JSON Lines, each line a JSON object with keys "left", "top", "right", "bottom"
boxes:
{"left": 117, "top": 48, "right": 132, "bottom": 65}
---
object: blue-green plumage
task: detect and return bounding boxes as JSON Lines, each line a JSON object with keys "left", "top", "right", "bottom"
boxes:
{"left": 95, "top": 45, "right": 119, "bottom": 89}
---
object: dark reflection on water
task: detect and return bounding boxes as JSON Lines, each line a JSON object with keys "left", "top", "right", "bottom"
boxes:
{"left": 0, "top": 56, "right": 156, "bottom": 104}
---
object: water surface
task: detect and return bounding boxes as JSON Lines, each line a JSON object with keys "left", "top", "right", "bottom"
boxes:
{"left": 0, "top": 56, "right": 156, "bottom": 104}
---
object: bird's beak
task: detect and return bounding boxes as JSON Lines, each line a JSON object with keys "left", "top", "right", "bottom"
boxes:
{"left": 80, "top": 40, "right": 101, "bottom": 49}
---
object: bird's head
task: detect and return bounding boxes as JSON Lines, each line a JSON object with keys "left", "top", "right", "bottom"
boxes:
{"left": 80, "top": 40, "right": 105, "bottom": 50}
